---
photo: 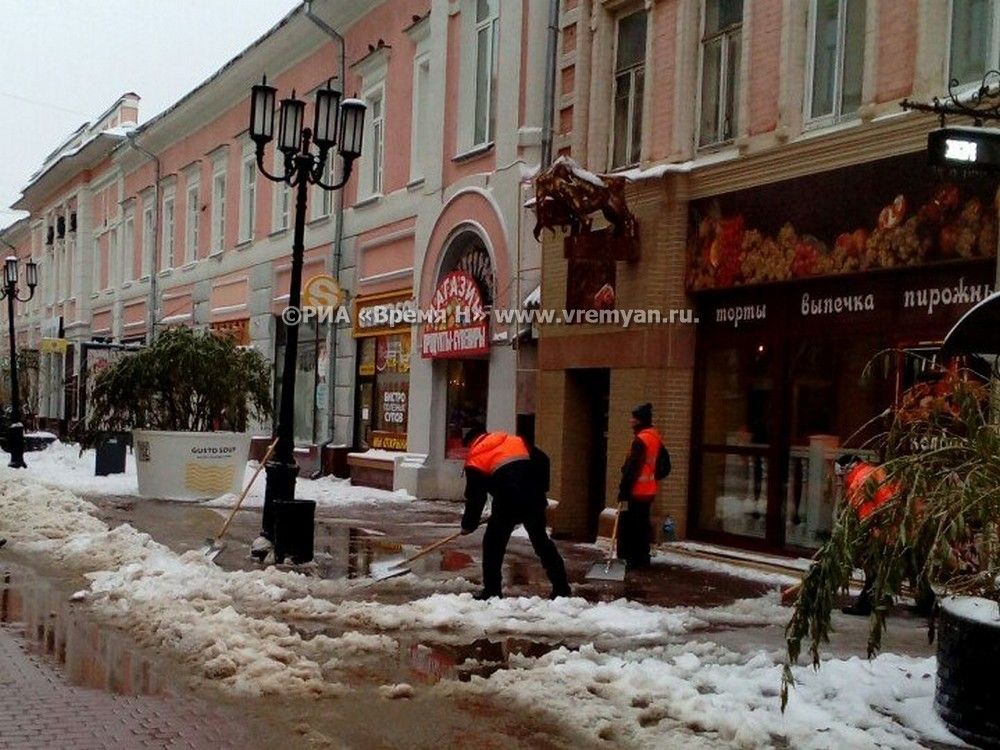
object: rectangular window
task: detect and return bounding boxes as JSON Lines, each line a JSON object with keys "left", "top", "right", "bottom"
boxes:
{"left": 411, "top": 53, "right": 431, "bottom": 181}
{"left": 109, "top": 228, "right": 119, "bottom": 288}
{"left": 313, "top": 156, "right": 335, "bottom": 219}
{"left": 473, "top": 0, "right": 500, "bottom": 146}
{"left": 122, "top": 213, "right": 134, "bottom": 282}
{"left": 65, "top": 238, "right": 75, "bottom": 298}
{"left": 161, "top": 196, "right": 175, "bottom": 270}
{"left": 274, "top": 153, "right": 291, "bottom": 231}
{"left": 211, "top": 171, "right": 226, "bottom": 253}
{"left": 950, "top": 0, "right": 999, "bottom": 86}
{"left": 141, "top": 203, "right": 154, "bottom": 278}
{"left": 611, "top": 11, "right": 648, "bottom": 169}
{"left": 807, "top": 0, "right": 866, "bottom": 122}
{"left": 699, "top": 0, "right": 743, "bottom": 148}
{"left": 93, "top": 239, "right": 101, "bottom": 293}
{"left": 364, "top": 87, "right": 385, "bottom": 197}
{"left": 185, "top": 184, "right": 199, "bottom": 262}
{"left": 240, "top": 156, "right": 256, "bottom": 242}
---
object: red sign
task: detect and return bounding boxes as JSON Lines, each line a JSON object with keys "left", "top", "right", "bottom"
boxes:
{"left": 421, "top": 270, "right": 490, "bottom": 359}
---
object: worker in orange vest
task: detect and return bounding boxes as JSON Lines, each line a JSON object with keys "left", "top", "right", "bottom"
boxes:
{"left": 617, "top": 403, "right": 670, "bottom": 569}
{"left": 834, "top": 454, "right": 901, "bottom": 615}
{"left": 461, "top": 424, "right": 571, "bottom": 601}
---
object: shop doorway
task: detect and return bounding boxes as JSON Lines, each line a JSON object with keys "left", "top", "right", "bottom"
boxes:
{"left": 444, "top": 358, "right": 489, "bottom": 459}
{"left": 564, "top": 368, "right": 610, "bottom": 540}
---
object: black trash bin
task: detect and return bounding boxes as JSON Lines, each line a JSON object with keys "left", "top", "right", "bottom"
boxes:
{"left": 273, "top": 498, "right": 316, "bottom": 564}
{"left": 95, "top": 432, "right": 129, "bottom": 476}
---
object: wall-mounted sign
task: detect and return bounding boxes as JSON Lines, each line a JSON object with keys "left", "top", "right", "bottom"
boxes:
{"left": 928, "top": 127, "right": 1000, "bottom": 173}
{"left": 353, "top": 289, "right": 415, "bottom": 338}
{"left": 371, "top": 431, "right": 408, "bottom": 451}
{"left": 39, "top": 337, "right": 69, "bottom": 354}
{"left": 421, "top": 271, "right": 489, "bottom": 359}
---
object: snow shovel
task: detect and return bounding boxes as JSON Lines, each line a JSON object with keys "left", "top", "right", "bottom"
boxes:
{"left": 201, "top": 437, "right": 278, "bottom": 561}
{"left": 586, "top": 504, "right": 627, "bottom": 581}
{"left": 367, "top": 528, "right": 469, "bottom": 583}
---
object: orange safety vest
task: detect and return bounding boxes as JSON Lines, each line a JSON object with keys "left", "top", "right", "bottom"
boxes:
{"left": 465, "top": 432, "right": 530, "bottom": 475}
{"left": 631, "top": 427, "right": 663, "bottom": 499}
{"left": 844, "top": 462, "right": 899, "bottom": 521}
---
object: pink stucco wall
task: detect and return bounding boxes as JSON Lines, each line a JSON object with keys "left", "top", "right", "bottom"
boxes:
{"left": 876, "top": 0, "right": 917, "bottom": 102}
{"left": 649, "top": 1, "right": 678, "bottom": 161}
{"left": 746, "top": 0, "right": 782, "bottom": 136}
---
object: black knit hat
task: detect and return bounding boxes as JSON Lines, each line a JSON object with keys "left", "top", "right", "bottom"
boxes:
{"left": 632, "top": 402, "right": 653, "bottom": 427}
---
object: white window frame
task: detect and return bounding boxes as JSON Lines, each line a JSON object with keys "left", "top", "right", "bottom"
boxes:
{"left": 472, "top": 0, "right": 500, "bottom": 148}
{"left": 211, "top": 166, "right": 226, "bottom": 254}
{"left": 804, "top": 0, "right": 866, "bottom": 126}
{"left": 92, "top": 238, "right": 101, "bottom": 294}
{"left": 161, "top": 192, "right": 175, "bottom": 271}
{"left": 610, "top": 10, "right": 648, "bottom": 170}
{"left": 141, "top": 197, "right": 154, "bottom": 278}
{"left": 410, "top": 51, "right": 432, "bottom": 182}
{"left": 122, "top": 210, "right": 134, "bottom": 283}
{"left": 361, "top": 83, "right": 386, "bottom": 198}
{"left": 696, "top": 0, "right": 744, "bottom": 149}
{"left": 947, "top": 0, "right": 1000, "bottom": 90}
{"left": 273, "top": 150, "right": 292, "bottom": 232}
{"left": 109, "top": 228, "right": 120, "bottom": 288}
{"left": 312, "top": 155, "right": 336, "bottom": 220}
{"left": 239, "top": 154, "right": 256, "bottom": 243}
{"left": 185, "top": 182, "right": 199, "bottom": 263}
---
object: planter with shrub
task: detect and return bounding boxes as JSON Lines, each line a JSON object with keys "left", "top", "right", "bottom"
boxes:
{"left": 783, "top": 361, "right": 1000, "bottom": 746}
{"left": 88, "top": 327, "right": 272, "bottom": 499}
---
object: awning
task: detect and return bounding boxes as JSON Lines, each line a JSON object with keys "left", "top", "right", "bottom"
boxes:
{"left": 940, "top": 291, "right": 1000, "bottom": 357}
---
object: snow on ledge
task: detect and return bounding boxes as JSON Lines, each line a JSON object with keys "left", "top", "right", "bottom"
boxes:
{"left": 941, "top": 595, "right": 1000, "bottom": 626}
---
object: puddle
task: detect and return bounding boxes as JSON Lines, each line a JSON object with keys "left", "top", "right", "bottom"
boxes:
{"left": 404, "top": 637, "right": 564, "bottom": 683}
{"left": 0, "top": 565, "right": 172, "bottom": 696}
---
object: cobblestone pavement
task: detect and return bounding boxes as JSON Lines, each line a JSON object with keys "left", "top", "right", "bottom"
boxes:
{"left": 0, "top": 622, "right": 259, "bottom": 750}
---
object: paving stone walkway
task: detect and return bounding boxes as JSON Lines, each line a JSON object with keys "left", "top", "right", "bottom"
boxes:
{"left": 0, "top": 623, "right": 256, "bottom": 750}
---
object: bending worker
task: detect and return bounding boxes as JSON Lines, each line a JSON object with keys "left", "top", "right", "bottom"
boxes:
{"left": 461, "top": 425, "right": 572, "bottom": 601}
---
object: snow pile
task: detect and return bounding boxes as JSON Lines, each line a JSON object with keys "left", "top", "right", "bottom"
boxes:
{"left": 446, "top": 642, "right": 959, "bottom": 749}
{"left": 654, "top": 550, "right": 801, "bottom": 587}
{"left": 18, "top": 440, "right": 416, "bottom": 508}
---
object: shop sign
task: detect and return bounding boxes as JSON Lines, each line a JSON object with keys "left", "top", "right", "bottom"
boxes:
{"left": 353, "top": 289, "right": 416, "bottom": 338}
{"left": 901, "top": 277, "right": 993, "bottom": 316}
{"left": 800, "top": 293, "right": 876, "bottom": 317}
{"left": 39, "top": 337, "right": 69, "bottom": 354}
{"left": 421, "top": 271, "right": 489, "bottom": 358}
{"left": 380, "top": 388, "right": 407, "bottom": 426}
{"left": 715, "top": 303, "right": 767, "bottom": 328}
{"left": 371, "top": 431, "right": 408, "bottom": 451}
{"left": 928, "top": 127, "right": 1000, "bottom": 173}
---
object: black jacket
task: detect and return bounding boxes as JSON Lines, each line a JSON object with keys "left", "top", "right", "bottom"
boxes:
{"left": 618, "top": 434, "right": 647, "bottom": 501}
{"left": 462, "top": 448, "right": 549, "bottom": 531}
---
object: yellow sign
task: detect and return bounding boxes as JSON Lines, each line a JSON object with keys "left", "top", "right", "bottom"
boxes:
{"left": 39, "top": 338, "right": 69, "bottom": 354}
{"left": 303, "top": 273, "right": 346, "bottom": 311}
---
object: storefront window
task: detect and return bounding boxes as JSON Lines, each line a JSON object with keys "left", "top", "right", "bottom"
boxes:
{"left": 356, "top": 333, "right": 411, "bottom": 451}
{"left": 444, "top": 358, "right": 489, "bottom": 459}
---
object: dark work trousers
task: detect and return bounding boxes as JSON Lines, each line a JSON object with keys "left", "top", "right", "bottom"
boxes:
{"left": 482, "top": 503, "right": 569, "bottom": 595}
{"left": 617, "top": 500, "right": 652, "bottom": 565}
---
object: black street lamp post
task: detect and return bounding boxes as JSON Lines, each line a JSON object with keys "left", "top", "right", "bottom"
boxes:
{"left": 247, "top": 76, "right": 365, "bottom": 560}
{"left": 1, "top": 255, "right": 38, "bottom": 469}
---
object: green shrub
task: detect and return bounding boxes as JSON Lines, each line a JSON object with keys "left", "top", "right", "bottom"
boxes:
{"left": 87, "top": 327, "right": 272, "bottom": 433}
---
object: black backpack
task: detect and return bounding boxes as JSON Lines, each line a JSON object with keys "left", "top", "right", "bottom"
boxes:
{"left": 654, "top": 443, "right": 671, "bottom": 480}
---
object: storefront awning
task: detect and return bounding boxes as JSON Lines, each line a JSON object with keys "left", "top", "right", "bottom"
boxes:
{"left": 941, "top": 291, "right": 1000, "bottom": 356}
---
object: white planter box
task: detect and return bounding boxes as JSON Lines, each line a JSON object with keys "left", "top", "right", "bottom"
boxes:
{"left": 132, "top": 429, "right": 250, "bottom": 500}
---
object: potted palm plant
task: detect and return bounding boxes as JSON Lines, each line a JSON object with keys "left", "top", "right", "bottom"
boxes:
{"left": 783, "top": 363, "right": 1000, "bottom": 746}
{"left": 87, "top": 327, "right": 272, "bottom": 500}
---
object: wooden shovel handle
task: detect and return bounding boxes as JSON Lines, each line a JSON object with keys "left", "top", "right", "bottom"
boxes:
{"left": 401, "top": 529, "right": 465, "bottom": 566}
{"left": 215, "top": 437, "right": 278, "bottom": 541}
{"left": 608, "top": 504, "right": 622, "bottom": 561}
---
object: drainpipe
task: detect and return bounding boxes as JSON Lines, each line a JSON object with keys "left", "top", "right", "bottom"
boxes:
{"left": 541, "top": 0, "right": 561, "bottom": 168}
{"left": 125, "top": 132, "right": 161, "bottom": 343}
{"left": 304, "top": 0, "right": 348, "bottom": 448}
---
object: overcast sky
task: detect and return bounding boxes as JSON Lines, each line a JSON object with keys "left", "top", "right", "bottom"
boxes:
{"left": 0, "top": 0, "right": 301, "bottom": 228}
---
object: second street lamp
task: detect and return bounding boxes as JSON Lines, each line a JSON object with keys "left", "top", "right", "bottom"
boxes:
{"left": 248, "top": 76, "right": 365, "bottom": 563}
{"left": 1, "top": 255, "right": 38, "bottom": 469}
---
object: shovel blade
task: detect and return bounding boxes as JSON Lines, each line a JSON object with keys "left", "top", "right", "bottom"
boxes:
{"left": 585, "top": 558, "right": 628, "bottom": 582}
{"left": 368, "top": 562, "right": 411, "bottom": 582}
{"left": 201, "top": 538, "right": 225, "bottom": 562}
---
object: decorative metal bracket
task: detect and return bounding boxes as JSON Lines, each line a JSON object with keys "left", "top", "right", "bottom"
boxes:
{"left": 901, "top": 71, "right": 1000, "bottom": 126}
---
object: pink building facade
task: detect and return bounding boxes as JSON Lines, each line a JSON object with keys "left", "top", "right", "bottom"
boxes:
{"left": 535, "top": 0, "right": 1000, "bottom": 548}
{"left": 1, "top": 0, "right": 553, "bottom": 498}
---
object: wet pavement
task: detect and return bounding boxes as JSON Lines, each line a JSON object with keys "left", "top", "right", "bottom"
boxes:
{"left": 0, "top": 561, "right": 270, "bottom": 750}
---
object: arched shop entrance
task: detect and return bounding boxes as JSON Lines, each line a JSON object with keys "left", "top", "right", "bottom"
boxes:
{"left": 424, "top": 229, "right": 495, "bottom": 460}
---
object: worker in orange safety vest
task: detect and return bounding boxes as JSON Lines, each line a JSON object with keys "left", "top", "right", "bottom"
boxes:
{"left": 617, "top": 402, "right": 670, "bottom": 569}
{"left": 462, "top": 424, "right": 571, "bottom": 601}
